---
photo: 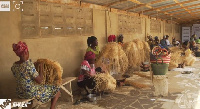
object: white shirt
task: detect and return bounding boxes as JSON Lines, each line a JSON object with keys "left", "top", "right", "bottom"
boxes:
{"left": 166, "top": 39, "right": 170, "bottom": 46}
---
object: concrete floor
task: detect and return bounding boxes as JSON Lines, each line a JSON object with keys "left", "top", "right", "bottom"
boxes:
{"left": 37, "top": 59, "right": 200, "bottom": 109}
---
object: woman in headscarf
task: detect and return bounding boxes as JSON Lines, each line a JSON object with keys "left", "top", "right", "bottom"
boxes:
{"left": 118, "top": 34, "right": 124, "bottom": 46}
{"left": 11, "top": 41, "right": 60, "bottom": 109}
{"left": 108, "top": 35, "right": 116, "bottom": 42}
{"left": 86, "top": 36, "right": 100, "bottom": 59}
{"left": 77, "top": 51, "right": 97, "bottom": 94}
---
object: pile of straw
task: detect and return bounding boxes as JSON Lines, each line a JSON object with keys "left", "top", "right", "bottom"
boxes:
{"left": 124, "top": 79, "right": 149, "bottom": 89}
{"left": 34, "top": 59, "right": 63, "bottom": 86}
{"left": 123, "top": 40, "right": 150, "bottom": 70}
{"left": 184, "top": 49, "right": 196, "bottom": 66}
{"left": 169, "top": 47, "right": 184, "bottom": 70}
{"left": 94, "top": 72, "right": 116, "bottom": 92}
{"left": 96, "top": 42, "right": 128, "bottom": 74}
{"left": 169, "top": 47, "right": 196, "bottom": 70}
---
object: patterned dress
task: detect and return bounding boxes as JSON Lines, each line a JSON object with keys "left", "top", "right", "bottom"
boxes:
{"left": 11, "top": 59, "right": 60, "bottom": 103}
{"left": 86, "top": 46, "right": 100, "bottom": 59}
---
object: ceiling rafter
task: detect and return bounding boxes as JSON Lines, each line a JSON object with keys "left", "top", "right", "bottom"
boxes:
{"left": 149, "top": 3, "right": 200, "bottom": 16}
{"left": 170, "top": 7, "right": 200, "bottom": 15}
{"left": 138, "top": 0, "right": 199, "bottom": 14}
{"left": 104, "top": 0, "right": 127, "bottom": 7}
{"left": 123, "top": 0, "right": 168, "bottom": 11}
{"left": 173, "top": 0, "right": 194, "bottom": 17}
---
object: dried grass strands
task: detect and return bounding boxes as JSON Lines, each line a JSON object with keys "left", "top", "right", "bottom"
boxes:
{"left": 123, "top": 40, "right": 150, "bottom": 71}
{"left": 96, "top": 42, "right": 128, "bottom": 74}
{"left": 184, "top": 49, "right": 196, "bottom": 66}
{"left": 133, "top": 39, "right": 145, "bottom": 63}
{"left": 94, "top": 72, "right": 116, "bottom": 92}
{"left": 169, "top": 47, "right": 196, "bottom": 69}
{"left": 134, "top": 72, "right": 151, "bottom": 80}
{"left": 169, "top": 47, "right": 184, "bottom": 70}
{"left": 123, "top": 42, "right": 139, "bottom": 69}
{"left": 143, "top": 41, "right": 150, "bottom": 62}
{"left": 34, "top": 59, "right": 63, "bottom": 86}
{"left": 124, "top": 79, "right": 148, "bottom": 89}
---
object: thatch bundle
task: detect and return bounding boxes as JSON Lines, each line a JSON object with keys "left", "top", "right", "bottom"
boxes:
{"left": 96, "top": 42, "right": 128, "bottom": 74}
{"left": 169, "top": 47, "right": 184, "bottom": 70}
{"left": 184, "top": 49, "right": 196, "bottom": 66}
{"left": 123, "top": 40, "right": 150, "bottom": 70}
{"left": 169, "top": 47, "right": 196, "bottom": 70}
{"left": 124, "top": 79, "right": 149, "bottom": 89}
{"left": 34, "top": 59, "right": 63, "bottom": 86}
{"left": 94, "top": 72, "right": 116, "bottom": 92}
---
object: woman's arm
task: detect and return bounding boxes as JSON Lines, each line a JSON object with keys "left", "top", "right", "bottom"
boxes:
{"left": 34, "top": 63, "right": 44, "bottom": 84}
{"left": 81, "top": 69, "right": 92, "bottom": 78}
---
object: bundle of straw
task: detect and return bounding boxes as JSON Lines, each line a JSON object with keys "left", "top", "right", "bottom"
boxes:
{"left": 123, "top": 40, "right": 150, "bottom": 70}
{"left": 169, "top": 47, "right": 196, "bottom": 70}
{"left": 124, "top": 79, "right": 149, "bottom": 89}
{"left": 184, "top": 49, "right": 196, "bottom": 66}
{"left": 34, "top": 59, "right": 63, "bottom": 86}
{"left": 169, "top": 47, "right": 184, "bottom": 70}
{"left": 96, "top": 42, "right": 128, "bottom": 74}
{"left": 94, "top": 72, "right": 116, "bottom": 92}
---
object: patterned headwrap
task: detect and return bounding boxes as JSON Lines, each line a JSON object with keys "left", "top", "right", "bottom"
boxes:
{"left": 12, "top": 41, "right": 28, "bottom": 57}
{"left": 84, "top": 51, "right": 95, "bottom": 60}
{"left": 108, "top": 35, "right": 116, "bottom": 42}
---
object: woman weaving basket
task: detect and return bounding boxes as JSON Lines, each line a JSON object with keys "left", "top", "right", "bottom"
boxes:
{"left": 11, "top": 41, "right": 60, "bottom": 109}
{"left": 77, "top": 51, "right": 106, "bottom": 95}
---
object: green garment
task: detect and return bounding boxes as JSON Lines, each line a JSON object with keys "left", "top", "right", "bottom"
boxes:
{"left": 86, "top": 46, "right": 100, "bottom": 58}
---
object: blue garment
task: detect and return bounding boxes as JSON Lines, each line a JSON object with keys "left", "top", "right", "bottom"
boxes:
{"left": 160, "top": 39, "right": 168, "bottom": 50}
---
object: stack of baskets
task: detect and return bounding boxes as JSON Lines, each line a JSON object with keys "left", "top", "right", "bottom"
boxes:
{"left": 150, "top": 46, "right": 171, "bottom": 75}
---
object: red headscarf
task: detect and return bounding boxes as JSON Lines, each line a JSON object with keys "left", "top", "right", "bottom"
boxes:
{"left": 108, "top": 35, "right": 116, "bottom": 42}
{"left": 84, "top": 51, "right": 95, "bottom": 60}
{"left": 12, "top": 41, "right": 28, "bottom": 57}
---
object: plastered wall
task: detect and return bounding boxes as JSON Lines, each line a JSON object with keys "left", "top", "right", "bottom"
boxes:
{"left": 0, "top": 4, "right": 180, "bottom": 98}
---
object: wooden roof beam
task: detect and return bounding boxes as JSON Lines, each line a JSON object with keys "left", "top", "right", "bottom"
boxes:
{"left": 127, "top": 0, "right": 142, "bottom": 4}
{"left": 170, "top": 7, "right": 200, "bottom": 15}
{"left": 173, "top": 0, "right": 194, "bottom": 17}
{"left": 104, "top": 0, "right": 127, "bottom": 7}
{"left": 139, "top": 0, "right": 199, "bottom": 13}
{"left": 149, "top": 3, "right": 200, "bottom": 16}
{"left": 123, "top": 0, "right": 168, "bottom": 11}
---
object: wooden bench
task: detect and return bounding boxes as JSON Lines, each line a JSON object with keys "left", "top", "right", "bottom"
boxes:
{"left": 11, "top": 77, "right": 77, "bottom": 109}
{"left": 60, "top": 77, "right": 77, "bottom": 102}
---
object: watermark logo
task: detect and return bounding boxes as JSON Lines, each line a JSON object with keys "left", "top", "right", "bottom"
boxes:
{"left": 176, "top": 90, "right": 198, "bottom": 108}
{"left": 0, "top": 99, "right": 31, "bottom": 109}
{"left": 0, "top": 1, "right": 10, "bottom": 11}
{"left": 0, "top": 99, "right": 11, "bottom": 109}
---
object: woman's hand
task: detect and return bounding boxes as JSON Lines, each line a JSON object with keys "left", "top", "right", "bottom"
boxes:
{"left": 34, "top": 63, "right": 44, "bottom": 84}
{"left": 39, "top": 63, "right": 44, "bottom": 75}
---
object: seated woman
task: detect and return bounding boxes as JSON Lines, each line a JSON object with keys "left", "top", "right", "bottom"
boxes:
{"left": 11, "top": 41, "right": 60, "bottom": 109}
{"left": 118, "top": 34, "right": 124, "bottom": 46}
{"left": 77, "top": 51, "right": 97, "bottom": 95}
{"left": 108, "top": 35, "right": 116, "bottom": 42}
{"left": 86, "top": 36, "right": 100, "bottom": 59}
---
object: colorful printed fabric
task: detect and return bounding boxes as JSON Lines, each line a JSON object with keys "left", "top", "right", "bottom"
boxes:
{"left": 84, "top": 51, "right": 95, "bottom": 60}
{"left": 86, "top": 46, "right": 100, "bottom": 58}
{"left": 78, "top": 60, "right": 96, "bottom": 82}
{"left": 108, "top": 35, "right": 116, "bottom": 42}
{"left": 11, "top": 59, "right": 60, "bottom": 103}
{"left": 12, "top": 41, "right": 28, "bottom": 57}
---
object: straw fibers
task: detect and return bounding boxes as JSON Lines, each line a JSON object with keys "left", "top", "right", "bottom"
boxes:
{"left": 123, "top": 39, "right": 150, "bottom": 70}
{"left": 169, "top": 47, "right": 196, "bottom": 70}
{"left": 34, "top": 59, "right": 63, "bottom": 86}
{"left": 96, "top": 42, "right": 128, "bottom": 74}
{"left": 94, "top": 72, "right": 116, "bottom": 92}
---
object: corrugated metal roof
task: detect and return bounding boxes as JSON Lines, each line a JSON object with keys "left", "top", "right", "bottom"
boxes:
{"left": 80, "top": 0, "right": 200, "bottom": 23}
